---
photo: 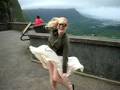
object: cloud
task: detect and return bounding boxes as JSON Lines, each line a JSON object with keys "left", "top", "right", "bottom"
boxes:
{"left": 18, "top": 0, "right": 120, "bottom": 9}
{"left": 18, "top": 0, "right": 120, "bottom": 21}
{"left": 18, "top": 0, "right": 70, "bottom": 9}
{"left": 76, "top": 7, "right": 120, "bottom": 21}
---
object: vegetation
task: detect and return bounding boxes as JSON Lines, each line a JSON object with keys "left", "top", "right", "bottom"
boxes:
{"left": 23, "top": 8, "right": 120, "bottom": 39}
{"left": 12, "top": 0, "right": 25, "bottom": 21}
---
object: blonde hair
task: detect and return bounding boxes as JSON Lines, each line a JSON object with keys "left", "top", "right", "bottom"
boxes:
{"left": 58, "top": 17, "right": 68, "bottom": 25}
{"left": 46, "top": 17, "right": 59, "bottom": 28}
{"left": 46, "top": 17, "right": 68, "bottom": 30}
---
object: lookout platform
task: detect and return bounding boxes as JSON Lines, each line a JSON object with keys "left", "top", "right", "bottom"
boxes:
{"left": 0, "top": 30, "right": 120, "bottom": 90}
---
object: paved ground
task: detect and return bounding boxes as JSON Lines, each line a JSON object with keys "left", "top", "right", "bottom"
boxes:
{"left": 0, "top": 30, "right": 120, "bottom": 90}
{"left": 0, "top": 31, "right": 51, "bottom": 90}
{"left": 0, "top": 30, "right": 74, "bottom": 90}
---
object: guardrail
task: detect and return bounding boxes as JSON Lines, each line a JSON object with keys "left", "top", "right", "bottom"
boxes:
{"left": 20, "top": 22, "right": 32, "bottom": 41}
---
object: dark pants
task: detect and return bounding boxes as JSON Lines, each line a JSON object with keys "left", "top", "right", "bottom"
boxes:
{"left": 34, "top": 25, "right": 47, "bottom": 33}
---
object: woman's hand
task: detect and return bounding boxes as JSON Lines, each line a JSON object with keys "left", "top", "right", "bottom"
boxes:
{"left": 61, "top": 73, "right": 71, "bottom": 85}
{"left": 62, "top": 73, "right": 69, "bottom": 78}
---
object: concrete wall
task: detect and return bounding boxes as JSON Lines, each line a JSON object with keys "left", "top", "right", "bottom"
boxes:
{"left": 27, "top": 32, "right": 120, "bottom": 81}
{"left": 9, "top": 22, "right": 30, "bottom": 31}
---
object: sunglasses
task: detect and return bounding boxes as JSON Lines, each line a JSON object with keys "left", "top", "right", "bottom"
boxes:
{"left": 58, "top": 23, "right": 67, "bottom": 27}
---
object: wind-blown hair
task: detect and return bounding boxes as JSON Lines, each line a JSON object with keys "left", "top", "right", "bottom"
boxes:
{"left": 46, "top": 17, "right": 68, "bottom": 30}
{"left": 46, "top": 17, "right": 59, "bottom": 28}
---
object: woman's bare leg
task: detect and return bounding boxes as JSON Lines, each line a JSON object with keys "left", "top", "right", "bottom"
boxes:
{"left": 47, "top": 61, "right": 57, "bottom": 90}
{"left": 47, "top": 61, "right": 73, "bottom": 90}
{"left": 52, "top": 70, "right": 73, "bottom": 90}
{"left": 52, "top": 68, "right": 73, "bottom": 90}
{"left": 64, "top": 77, "right": 73, "bottom": 90}
{"left": 59, "top": 75, "right": 73, "bottom": 90}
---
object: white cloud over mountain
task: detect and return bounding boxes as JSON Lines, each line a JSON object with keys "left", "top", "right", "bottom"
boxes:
{"left": 18, "top": 0, "right": 120, "bottom": 21}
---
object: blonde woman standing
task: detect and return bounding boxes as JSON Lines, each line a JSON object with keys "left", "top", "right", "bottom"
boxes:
{"left": 29, "top": 17, "right": 84, "bottom": 90}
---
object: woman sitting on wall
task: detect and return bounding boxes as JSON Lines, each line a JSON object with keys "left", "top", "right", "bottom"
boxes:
{"left": 34, "top": 16, "right": 46, "bottom": 33}
{"left": 29, "top": 17, "right": 84, "bottom": 90}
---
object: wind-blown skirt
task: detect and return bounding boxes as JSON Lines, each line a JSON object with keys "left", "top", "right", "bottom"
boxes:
{"left": 29, "top": 45, "right": 84, "bottom": 76}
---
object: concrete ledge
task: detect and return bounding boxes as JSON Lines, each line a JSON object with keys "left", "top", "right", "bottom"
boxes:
{"left": 7, "top": 22, "right": 120, "bottom": 47}
{"left": 27, "top": 31, "right": 120, "bottom": 47}
{"left": 74, "top": 71, "right": 120, "bottom": 85}
{"left": 8, "top": 22, "right": 34, "bottom": 31}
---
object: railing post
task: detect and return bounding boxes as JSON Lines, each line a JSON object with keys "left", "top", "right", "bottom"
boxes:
{"left": 20, "top": 22, "right": 32, "bottom": 41}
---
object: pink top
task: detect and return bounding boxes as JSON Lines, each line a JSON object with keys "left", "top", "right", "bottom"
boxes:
{"left": 34, "top": 18, "right": 44, "bottom": 27}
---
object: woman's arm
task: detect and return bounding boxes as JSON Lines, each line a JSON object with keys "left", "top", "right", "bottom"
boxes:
{"left": 62, "top": 35, "right": 69, "bottom": 73}
{"left": 48, "top": 30, "right": 62, "bottom": 48}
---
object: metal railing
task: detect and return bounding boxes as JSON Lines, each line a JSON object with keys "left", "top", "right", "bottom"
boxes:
{"left": 20, "top": 22, "right": 32, "bottom": 41}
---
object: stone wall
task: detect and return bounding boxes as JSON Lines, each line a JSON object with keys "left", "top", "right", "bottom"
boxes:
{"left": 9, "top": 22, "right": 31, "bottom": 31}
{"left": 0, "top": 0, "right": 25, "bottom": 30}
{"left": 27, "top": 32, "right": 120, "bottom": 81}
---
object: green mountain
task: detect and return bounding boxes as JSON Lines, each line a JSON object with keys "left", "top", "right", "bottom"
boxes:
{"left": 23, "top": 8, "right": 120, "bottom": 38}
{"left": 0, "top": 0, "right": 25, "bottom": 30}
{"left": 0, "top": 0, "right": 25, "bottom": 22}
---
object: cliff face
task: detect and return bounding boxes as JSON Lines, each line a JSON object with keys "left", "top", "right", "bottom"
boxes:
{"left": 0, "top": 0, "right": 25, "bottom": 23}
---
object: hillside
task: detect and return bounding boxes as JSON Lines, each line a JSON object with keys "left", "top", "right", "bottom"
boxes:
{"left": 11, "top": 0, "right": 25, "bottom": 21}
{"left": 0, "top": 0, "right": 25, "bottom": 22}
{"left": 23, "top": 8, "right": 120, "bottom": 38}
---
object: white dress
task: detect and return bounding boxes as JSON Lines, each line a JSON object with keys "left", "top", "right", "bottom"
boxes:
{"left": 29, "top": 45, "right": 84, "bottom": 76}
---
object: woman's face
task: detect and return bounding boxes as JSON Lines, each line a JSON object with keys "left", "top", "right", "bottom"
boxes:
{"left": 58, "top": 23, "right": 67, "bottom": 31}
{"left": 57, "top": 23, "right": 67, "bottom": 36}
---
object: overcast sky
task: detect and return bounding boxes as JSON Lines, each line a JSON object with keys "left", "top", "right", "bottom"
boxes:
{"left": 18, "top": 0, "right": 120, "bottom": 21}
